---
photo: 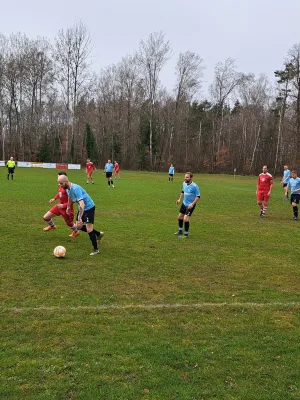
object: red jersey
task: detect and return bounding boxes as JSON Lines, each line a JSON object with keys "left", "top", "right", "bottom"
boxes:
{"left": 257, "top": 173, "right": 273, "bottom": 192}
{"left": 114, "top": 163, "right": 119, "bottom": 172}
{"left": 86, "top": 162, "right": 96, "bottom": 173}
{"left": 54, "top": 186, "right": 73, "bottom": 210}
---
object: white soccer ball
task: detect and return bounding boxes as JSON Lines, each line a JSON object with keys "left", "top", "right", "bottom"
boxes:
{"left": 53, "top": 245, "right": 66, "bottom": 258}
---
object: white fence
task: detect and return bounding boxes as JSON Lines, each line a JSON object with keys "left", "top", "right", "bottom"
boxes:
{"left": 1, "top": 161, "right": 81, "bottom": 170}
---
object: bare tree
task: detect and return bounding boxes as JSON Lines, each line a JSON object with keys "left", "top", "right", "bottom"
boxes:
{"left": 137, "top": 31, "right": 171, "bottom": 167}
{"left": 55, "top": 21, "right": 91, "bottom": 162}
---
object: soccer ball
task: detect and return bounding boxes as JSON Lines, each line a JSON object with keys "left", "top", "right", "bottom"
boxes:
{"left": 53, "top": 246, "right": 66, "bottom": 258}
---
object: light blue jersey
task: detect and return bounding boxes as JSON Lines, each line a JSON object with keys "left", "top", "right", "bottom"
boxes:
{"left": 105, "top": 163, "right": 114, "bottom": 173}
{"left": 182, "top": 182, "right": 200, "bottom": 206}
{"left": 288, "top": 177, "right": 300, "bottom": 194}
{"left": 169, "top": 166, "right": 175, "bottom": 174}
{"left": 67, "top": 183, "right": 95, "bottom": 210}
{"left": 283, "top": 169, "right": 291, "bottom": 183}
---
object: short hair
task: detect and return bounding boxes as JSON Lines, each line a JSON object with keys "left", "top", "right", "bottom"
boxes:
{"left": 263, "top": 165, "right": 268, "bottom": 169}
{"left": 292, "top": 170, "right": 297, "bottom": 174}
{"left": 58, "top": 171, "right": 67, "bottom": 176}
{"left": 185, "top": 171, "right": 193, "bottom": 178}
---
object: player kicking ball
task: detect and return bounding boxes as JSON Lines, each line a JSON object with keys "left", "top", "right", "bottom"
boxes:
{"left": 43, "top": 172, "right": 79, "bottom": 237}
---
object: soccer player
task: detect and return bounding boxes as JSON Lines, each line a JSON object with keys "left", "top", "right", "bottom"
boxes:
{"left": 168, "top": 164, "right": 175, "bottom": 181}
{"left": 256, "top": 165, "right": 273, "bottom": 217}
{"left": 286, "top": 170, "right": 300, "bottom": 220}
{"left": 174, "top": 172, "right": 200, "bottom": 238}
{"left": 86, "top": 159, "right": 97, "bottom": 184}
{"left": 104, "top": 159, "right": 114, "bottom": 187}
{"left": 58, "top": 175, "right": 104, "bottom": 256}
{"left": 6, "top": 156, "right": 16, "bottom": 180}
{"left": 281, "top": 165, "right": 291, "bottom": 200}
{"left": 114, "top": 161, "right": 120, "bottom": 179}
{"left": 43, "top": 172, "right": 79, "bottom": 237}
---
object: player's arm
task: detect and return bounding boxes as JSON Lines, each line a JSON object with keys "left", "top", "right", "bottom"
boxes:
{"left": 77, "top": 200, "right": 85, "bottom": 222}
{"left": 268, "top": 178, "right": 274, "bottom": 195}
{"left": 188, "top": 195, "right": 200, "bottom": 209}
{"left": 66, "top": 196, "right": 73, "bottom": 215}
{"left": 176, "top": 191, "right": 184, "bottom": 205}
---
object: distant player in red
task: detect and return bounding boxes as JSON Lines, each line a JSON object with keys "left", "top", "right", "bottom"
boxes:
{"left": 114, "top": 161, "right": 120, "bottom": 179}
{"left": 256, "top": 165, "right": 273, "bottom": 217}
{"left": 43, "top": 172, "right": 79, "bottom": 237}
{"left": 86, "top": 159, "right": 97, "bottom": 184}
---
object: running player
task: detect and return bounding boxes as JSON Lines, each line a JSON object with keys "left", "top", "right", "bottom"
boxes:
{"left": 43, "top": 172, "right": 79, "bottom": 237}
{"left": 86, "top": 159, "right": 97, "bottom": 184}
{"left": 256, "top": 165, "right": 273, "bottom": 217}
{"left": 6, "top": 157, "right": 16, "bottom": 180}
{"left": 114, "top": 161, "right": 120, "bottom": 179}
{"left": 281, "top": 165, "right": 291, "bottom": 200}
{"left": 169, "top": 164, "right": 175, "bottom": 181}
{"left": 104, "top": 159, "right": 114, "bottom": 187}
{"left": 174, "top": 172, "right": 200, "bottom": 238}
{"left": 58, "top": 175, "right": 104, "bottom": 256}
{"left": 286, "top": 170, "right": 300, "bottom": 220}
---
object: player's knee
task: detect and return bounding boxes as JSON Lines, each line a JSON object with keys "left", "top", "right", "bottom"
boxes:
{"left": 43, "top": 215, "right": 49, "bottom": 221}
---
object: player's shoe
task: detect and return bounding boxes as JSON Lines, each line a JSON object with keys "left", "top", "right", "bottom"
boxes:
{"left": 174, "top": 231, "right": 183, "bottom": 236}
{"left": 96, "top": 232, "right": 104, "bottom": 243}
{"left": 293, "top": 216, "right": 298, "bottom": 220}
{"left": 112, "top": 184, "right": 115, "bottom": 188}
{"left": 69, "top": 231, "right": 80, "bottom": 238}
{"left": 43, "top": 225, "right": 56, "bottom": 231}
{"left": 183, "top": 234, "right": 189, "bottom": 239}
{"left": 92, "top": 181, "right": 94, "bottom": 184}
{"left": 260, "top": 211, "right": 265, "bottom": 218}
{"left": 90, "top": 249, "right": 99, "bottom": 256}
{"left": 86, "top": 181, "right": 89, "bottom": 184}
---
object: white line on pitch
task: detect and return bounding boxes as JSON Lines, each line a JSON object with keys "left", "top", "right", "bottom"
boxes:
{"left": 1, "top": 302, "right": 300, "bottom": 312}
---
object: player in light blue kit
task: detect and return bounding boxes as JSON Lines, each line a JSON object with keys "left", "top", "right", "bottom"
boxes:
{"left": 287, "top": 170, "right": 300, "bottom": 220}
{"left": 168, "top": 164, "right": 175, "bottom": 181}
{"left": 174, "top": 172, "right": 200, "bottom": 238}
{"left": 104, "top": 159, "right": 114, "bottom": 187}
{"left": 57, "top": 175, "right": 104, "bottom": 255}
{"left": 281, "top": 165, "right": 291, "bottom": 200}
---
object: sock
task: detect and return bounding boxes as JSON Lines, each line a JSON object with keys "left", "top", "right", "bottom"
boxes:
{"left": 80, "top": 225, "right": 87, "bottom": 232}
{"left": 293, "top": 206, "right": 298, "bottom": 217}
{"left": 48, "top": 219, "right": 55, "bottom": 227}
{"left": 93, "top": 229, "right": 100, "bottom": 236}
{"left": 7, "top": 174, "right": 9, "bottom": 179}
{"left": 178, "top": 219, "right": 183, "bottom": 232}
{"left": 108, "top": 181, "right": 110, "bottom": 186}
{"left": 184, "top": 221, "right": 190, "bottom": 235}
{"left": 71, "top": 224, "right": 78, "bottom": 232}
{"left": 111, "top": 180, "right": 114, "bottom": 185}
{"left": 169, "top": 177, "right": 170, "bottom": 181}
{"left": 263, "top": 204, "right": 268, "bottom": 214}
{"left": 88, "top": 231, "right": 98, "bottom": 250}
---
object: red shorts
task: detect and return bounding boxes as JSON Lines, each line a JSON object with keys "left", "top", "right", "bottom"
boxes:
{"left": 50, "top": 205, "right": 74, "bottom": 224}
{"left": 257, "top": 191, "right": 270, "bottom": 202}
{"left": 87, "top": 171, "right": 93, "bottom": 177}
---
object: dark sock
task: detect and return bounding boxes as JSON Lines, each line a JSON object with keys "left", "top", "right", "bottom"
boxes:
{"left": 111, "top": 180, "right": 114, "bottom": 184}
{"left": 108, "top": 181, "right": 110, "bottom": 186}
{"left": 293, "top": 206, "right": 298, "bottom": 217}
{"left": 178, "top": 219, "right": 183, "bottom": 231}
{"left": 88, "top": 231, "right": 98, "bottom": 250}
{"left": 94, "top": 229, "right": 100, "bottom": 236}
{"left": 184, "top": 221, "right": 190, "bottom": 234}
{"left": 80, "top": 225, "right": 87, "bottom": 232}
{"left": 7, "top": 174, "right": 9, "bottom": 179}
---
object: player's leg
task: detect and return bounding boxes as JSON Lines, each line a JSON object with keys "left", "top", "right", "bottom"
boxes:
{"left": 291, "top": 195, "right": 298, "bottom": 220}
{"left": 110, "top": 176, "right": 114, "bottom": 187}
{"left": 61, "top": 210, "right": 80, "bottom": 237}
{"left": 257, "top": 191, "right": 264, "bottom": 216}
{"left": 43, "top": 210, "right": 57, "bottom": 230}
{"left": 175, "top": 210, "right": 185, "bottom": 236}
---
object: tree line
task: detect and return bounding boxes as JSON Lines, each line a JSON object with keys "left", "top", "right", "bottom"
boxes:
{"left": 0, "top": 22, "right": 300, "bottom": 175}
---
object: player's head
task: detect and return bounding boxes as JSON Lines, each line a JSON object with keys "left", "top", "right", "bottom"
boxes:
{"left": 170, "top": 164, "right": 173, "bottom": 167}
{"left": 58, "top": 171, "right": 67, "bottom": 176}
{"left": 10, "top": 156, "right": 13, "bottom": 160}
{"left": 114, "top": 161, "right": 117, "bottom": 164}
{"left": 262, "top": 165, "right": 268, "bottom": 173}
{"left": 292, "top": 170, "right": 297, "bottom": 178}
{"left": 57, "top": 174, "right": 69, "bottom": 189}
{"left": 184, "top": 172, "right": 193, "bottom": 183}
{"left": 108, "top": 159, "right": 111, "bottom": 163}
{"left": 87, "top": 158, "right": 90, "bottom": 163}
{"left": 284, "top": 165, "right": 288, "bottom": 170}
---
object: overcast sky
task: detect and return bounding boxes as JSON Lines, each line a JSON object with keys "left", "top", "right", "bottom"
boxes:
{"left": 2, "top": 0, "right": 300, "bottom": 97}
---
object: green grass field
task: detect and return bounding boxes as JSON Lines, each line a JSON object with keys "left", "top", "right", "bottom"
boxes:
{"left": 1, "top": 168, "right": 300, "bottom": 400}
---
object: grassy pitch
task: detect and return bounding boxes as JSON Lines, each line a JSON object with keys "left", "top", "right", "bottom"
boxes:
{"left": 1, "top": 168, "right": 300, "bottom": 399}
